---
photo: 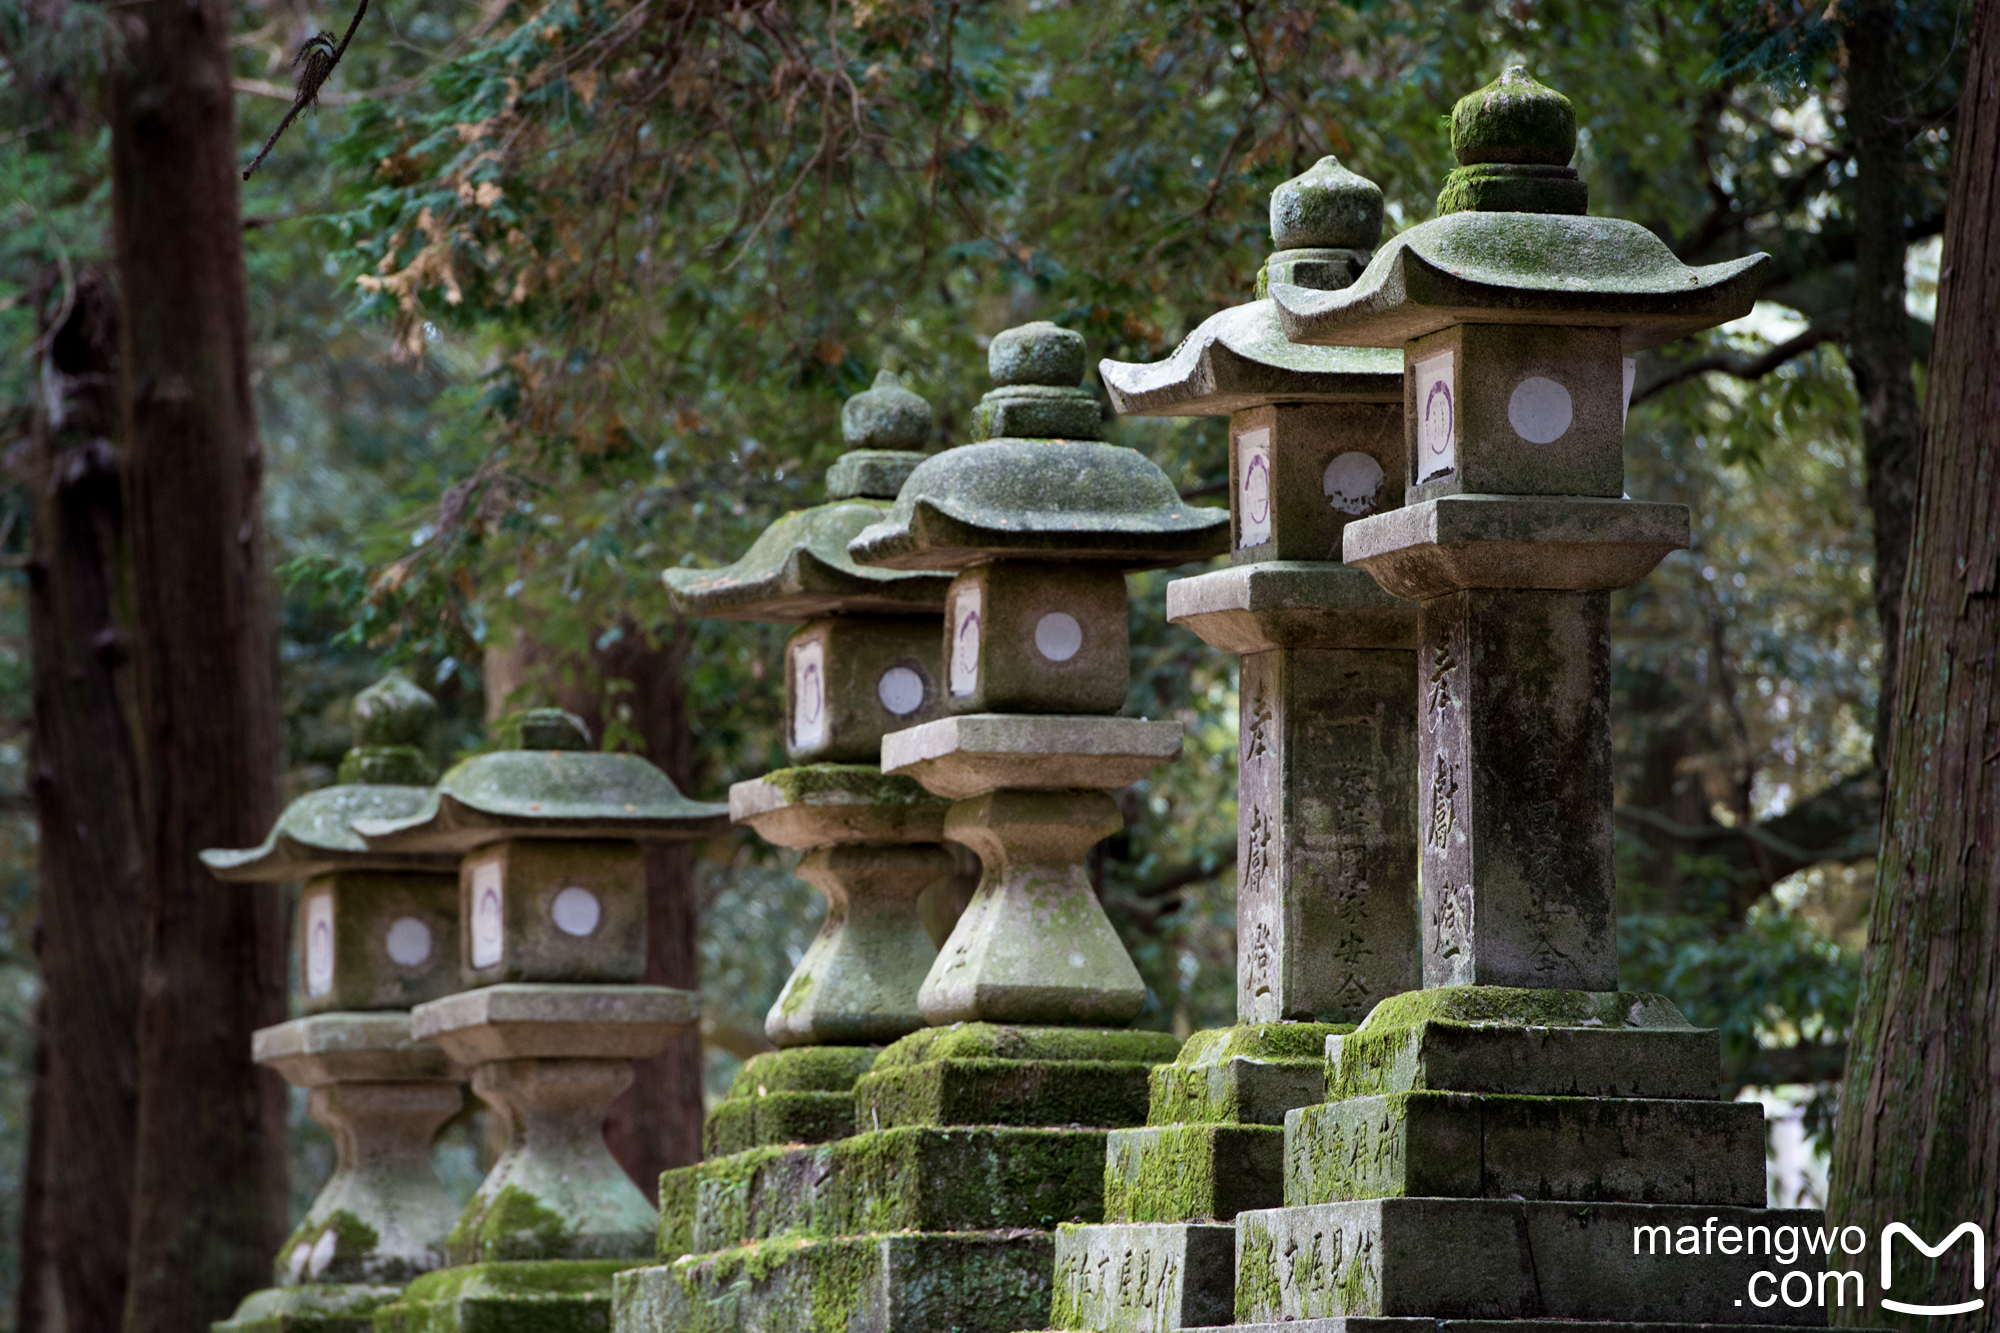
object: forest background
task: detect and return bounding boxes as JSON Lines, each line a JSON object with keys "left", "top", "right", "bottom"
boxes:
{"left": 0, "top": 0, "right": 1968, "bottom": 1325}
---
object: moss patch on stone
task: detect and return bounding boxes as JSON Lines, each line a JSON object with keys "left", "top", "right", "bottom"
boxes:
{"left": 856, "top": 1058, "right": 1158, "bottom": 1131}
{"left": 872, "top": 1023, "right": 1180, "bottom": 1070}
{"left": 1102, "top": 1124, "right": 1285, "bottom": 1223}
{"left": 1145, "top": 1021, "right": 1350, "bottom": 1125}
{"left": 757, "top": 765, "right": 945, "bottom": 810}
{"left": 445, "top": 1184, "right": 574, "bottom": 1265}
{"left": 704, "top": 1089, "right": 857, "bottom": 1157}
{"left": 212, "top": 1282, "right": 403, "bottom": 1333}
{"left": 373, "top": 1259, "right": 637, "bottom": 1333}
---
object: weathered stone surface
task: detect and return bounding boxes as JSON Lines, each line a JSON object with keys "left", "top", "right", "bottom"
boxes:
{"left": 1285, "top": 1092, "right": 1766, "bottom": 1207}
{"left": 1234, "top": 1199, "right": 1831, "bottom": 1325}
{"left": 1412, "top": 588, "right": 1622, "bottom": 990}
{"left": 730, "top": 766, "right": 952, "bottom": 849}
{"left": 284, "top": 871, "right": 462, "bottom": 1014}
{"left": 253, "top": 1012, "right": 456, "bottom": 1086}
{"left": 1051, "top": 1222, "right": 1237, "bottom": 1332}
{"left": 455, "top": 838, "right": 647, "bottom": 986}
{"left": 882, "top": 715, "right": 1184, "bottom": 801}
{"left": 355, "top": 748, "right": 728, "bottom": 855}
{"left": 274, "top": 1081, "right": 465, "bottom": 1286}
{"left": 1342, "top": 496, "right": 1691, "bottom": 602}
{"left": 855, "top": 1023, "right": 1178, "bottom": 1129}
{"left": 701, "top": 1089, "right": 858, "bottom": 1158}
{"left": 1270, "top": 211, "right": 1768, "bottom": 352}
{"left": 411, "top": 983, "right": 699, "bottom": 1063}
{"left": 847, "top": 439, "right": 1228, "bottom": 573}
{"left": 446, "top": 1057, "right": 654, "bottom": 1262}
{"left": 213, "top": 1281, "right": 403, "bottom": 1333}
{"left": 782, "top": 616, "right": 947, "bottom": 763}
{"left": 841, "top": 370, "right": 935, "bottom": 455}
{"left": 1102, "top": 1125, "right": 1285, "bottom": 1223}
{"left": 1438, "top": 68, "right": 1586, "bottom": 215}
{"left": 664, "top": 496, "right": 953, "bottom": 623}
{"left": 765, "top": 842, "right": 952, "bottom": 1047}
{"left": 940, "top": 563, "right": 1131, "bottom": 716}
{"left": 1226, "top": 402, "right": 1405, "bottom": 565}
{"left": 619, "top": 1231, "right": 1057, "bottom": 1333}
{"left": 1100, "top": 303, "right": 1401, "bottom": 419}
{"left": 1270, "top": 156, "right": 1384, "bottom": 251}
{"left": 1235, "top": 645, "right": 1420, "bottom": 1023}
{"left": 916, "top": 790, "right": 1144, "bottom": 1025}
{"left": 374, "top": 1258, "right": 638, "bottom": 1332}
{"left": 1145, "top": 1022, "right": 1350, "bottom": 1127}
{"left": 1325, "top": 988, "right": 1719, "bottom": 1101}
{"left": 829, "top": 448, "right": 929, "bottom": 501}
{"left": 1168, "top": 562, "right": 1414, "bottom": 655}
{"left": 202, "top": 785, "right": 454, "bottom": 882}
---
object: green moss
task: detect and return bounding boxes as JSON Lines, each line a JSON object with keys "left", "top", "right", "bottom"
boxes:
{"left": 857, "top": 1058, "right": 1157, "bottom": 1131}
{"left": 374, "top": 1260, "right": 636, "bottom": 1333}
{"left": 725, "top": 1044, "right": 881, "bottom": 1097}
{"left": 657, "top": 1167, "right": 697, "bottom": 1260}
{"left": 823, "top": 1127, "right": 1107, "bottom": 1234}
{"left": 1102, "top": 1124, "right": 1284, "bottom": 1223}
{"left": 212, "top": 1283, "right": 403, "bottom": 1333}
{"left": 446, "top": 1184, "right": 573, "bottom": 1265}
{"left": 776, "top": 970, "right": 813, "bottom": 1016}
{"left": 1234, "top": 1222, "right": 1282, "bottom": 1324}
{"left": 704, "top": 1089, "right": 856, "bottom": 1156}
{"left": 1449, "top": 67, "right": 1576, "bottom": 167}
{"left": 872, "top": 1023, "right": 1179, "bottom": 1070}
{"left": 1145, "top": 1021, "right": 1350, "bottom": 1125}
{"left": 758, "top": 764, "right": 945, "bottom": 809}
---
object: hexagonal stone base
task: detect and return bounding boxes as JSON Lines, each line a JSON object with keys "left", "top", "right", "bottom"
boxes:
{"left": 1103, "top": 1124, "right": 1283, "bottom": 1223}
{"left": 617, "top": 1231, "right": 1056, "bottom": 1333}
{"left": 1235, "top": 1199, "right": 1831, "bottom": 1325}
{"left": 212, "top": 1283, "right": 402, "bottom": 1333}
{"left": 1285, "top": 1092, "right": 1766, "bottom": 1207}
{"left": 371, "top": 1259, "right": 638, "bottom": 1332}
{"left": 1049, "top": 1222, "right": 1235, "bottom": 1332}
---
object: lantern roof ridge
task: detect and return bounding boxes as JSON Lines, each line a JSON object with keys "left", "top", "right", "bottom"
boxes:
{"left": 1271, "top": 209, "right": 1768, "bottom": 352}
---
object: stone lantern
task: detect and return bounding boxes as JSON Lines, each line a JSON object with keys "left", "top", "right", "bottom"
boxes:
{"left": 653, "top": 371, "right": 959, "bottom": 1218}
{"left": 619, "top": 330, "right": 1223, "bottom": 1333}
{"left": 1217, "top": 68, "right": 1827, "bottom": 1326}
{"left": 357, "top": 708, "right": 726, "bottom": 1330}
{"left": 1043, "top": 157, "right": 1423, "bottom": 1333}
{"left": 203, "top": 674, "right": 466, "bottom": 1333}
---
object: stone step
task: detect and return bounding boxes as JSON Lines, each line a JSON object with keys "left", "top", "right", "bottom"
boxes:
{"left": 703, "top": 1088, "right": 857, "bottom": 1157}
{"left": 1326, "top": 990, "right": 1720, "bottom": 1102}
{"left": 1286, "top": 1093, "right": 1765, "bottom": 1207}
{"left": 1050, "top": 1222, "right": 1236, "bottom": 1332}
{"left": 666, "top": 1126, "right": 1110, "bottom": 1258}
{"left": 1236, "top": 1198, "right": 1831, "bottom": 1325}
{"left": 373, "top": 1258, "right": 639, "bottom": 1333}
{"left": 1104, "top": 1124, "right": 1285, "bottom": 1223}
{"left": 617, "top": 1230, "right": 1057, "bottom": 1333}
{"left": 855, "top": 1023, "right": 1181, "bottom": 1130}
{"left": 1145, "top": 1022, "right": 1350, "bottom": 1126}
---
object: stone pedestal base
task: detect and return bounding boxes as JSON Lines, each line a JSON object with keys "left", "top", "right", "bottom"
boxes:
{"left": 370, "top": 1258, "right": 639, "bottom": 1332}
{"left": 213, "top": 1282, "right": 402, "bottom": 1333}
{"left": 1048, "top": 1222, "right": 1237, "bottom": 1333}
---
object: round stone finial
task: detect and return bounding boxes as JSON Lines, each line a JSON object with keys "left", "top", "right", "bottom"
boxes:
{"left": 841, "top": 370, "right": 933, "bottom": 451}
{"left": 493, "top": 707, "right": 592, "bottom": 752}
{"left": 352, "top": 673, "right": 437, "bottom": 747}
{"left": 1450, "top": 66, "right": 1576, "bottom": 167}
{"left": 1270, "top": 156, "right": 1384, "bottom": 250}
{"left": 988, "top": 321, "right": 1086, "bottom": 388}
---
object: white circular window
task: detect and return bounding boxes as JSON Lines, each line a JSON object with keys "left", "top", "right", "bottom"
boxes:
{"left": 1323, "top": 452, "right": 1386, "bottom": 515}
{"left": 550, "top": 886, "right": 602, "bottom": 937}
{"left": 384, "top": 916, "right": 433, "bottom": 967}
{"left": 877, "top": 665, "right": 926, "bottom": 715}
{"left": 1034, "top": 612, "right": 1083, "bottom": 662}
{"left": 1508, "top": 376, "right": 1573, "bottom": 443}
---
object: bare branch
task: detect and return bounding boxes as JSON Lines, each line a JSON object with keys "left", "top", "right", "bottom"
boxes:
{"left": 241, "top": 0, "right": 370, "bottom": 181}
{"left": 1631, "top": 317, "right": 1846, "bottom": 406}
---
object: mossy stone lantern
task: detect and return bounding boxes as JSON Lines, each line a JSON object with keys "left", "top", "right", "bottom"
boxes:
{"left": 1274, "top": 67, "right": 1765, "bottom": 992}
{"left": 1046, "top": 160, "right": 1424, "bottom": 1333}
{"left": 663, "top": 370, "right": 960, "bottom": 1144}
{"left": 851, "top": 321, "right": 1230, "bottom": 1029}
{"left": 1225, "top": 73, "right": 1812, "bottom": 1331}
{"left": 203, "top": 675, "right": 466, "bottom": 1333}
{"left": 355, "top": 709, "right": 725, "bottom": 1328}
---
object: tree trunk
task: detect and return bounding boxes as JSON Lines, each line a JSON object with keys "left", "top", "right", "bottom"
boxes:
{"left": 14, "top": 995, "right": 53, "bottom": 1333}
{"left": 1828, "top": 1, "right": 2000, "bottom": 1324}
{"left": 1846, "top": 0, "right": 1923, "bottom": 767}
{"left": 18, "top": 266, "right": 147, "bottom": 1333}
{"left": 107, "top": 0, "right": 290, "bottom": 1324}
{"left": 484, "top": 622, "right": 706, "bottom": 1195}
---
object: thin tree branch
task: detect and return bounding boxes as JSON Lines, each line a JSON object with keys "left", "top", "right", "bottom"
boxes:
{"left": 1631, "top": 317, "right": 1846, "bottom": 406}
{"left": 241, "top": 0, "right": 370, "bottom": 181}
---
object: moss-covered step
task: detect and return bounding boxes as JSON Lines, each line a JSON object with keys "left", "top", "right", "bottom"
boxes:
{"left": 1285, "top": 1091, "right": 1766, "bottom": 1207}
{"left": 215, "top": 1283, "right": 405, "bottom": 1333}
{"left": 1099, "top": 1124, "right": 1284, "bottom": 1226}
{"left": 1327, "top": 987, "right": 1721, "bottom": 1101}
{"left": 1046, "top": 1222, "right": 1236, "bottom": 1333}
{"left": 698, "top": 1044, "right": 883, "bottom": 1158}
{"left": 370, "top": 1259, "right": 638, "bottom": 1332}
{"left": 854, "top": 1024, "right": 1182, "bottom": 1130}
{"left": 1233, "top": 1199, "right": 1831, "bottom": 1326}
{"left": 1145, "top": 1022, "right": 1348, "bottom": 1126}
{"left": 618, "top": 1230, "right": 1056, "bottom": 1333}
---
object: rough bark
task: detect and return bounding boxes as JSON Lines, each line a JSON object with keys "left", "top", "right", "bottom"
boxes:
{"left": 17, "top": 266, "right": 146, "bottom": 1333}
{"left": 1846, "top": 0, "right": 1924, "bottom": 767}
{"left": 108, "top": 0, "right": 290, "bottom": 1324}
{"left": 14, "top": 995, "right": 53, "bottom": 1333}
{"left": 484, "top": 622, "right": 705, "bottom": 1196}
{"left": 1828, "top": 1, "right": 2000, "bottom": 1325}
